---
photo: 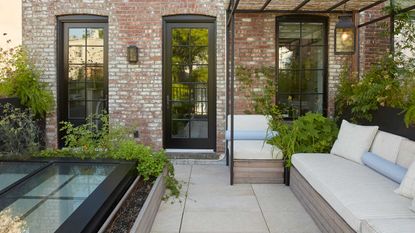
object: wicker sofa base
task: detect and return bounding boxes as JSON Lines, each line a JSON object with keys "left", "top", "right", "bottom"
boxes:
{"left": 290, "top": 167, "right": 356, "bottom": 233}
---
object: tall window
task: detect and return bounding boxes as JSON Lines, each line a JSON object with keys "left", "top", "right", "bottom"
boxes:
{"left": 277, "top": 16, "right": 328, "bottom": 119}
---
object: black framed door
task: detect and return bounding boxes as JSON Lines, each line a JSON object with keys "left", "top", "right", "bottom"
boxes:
{"left": 58, "top": 16, "right": 108, "bottom": 147}
{"left": 163, "top": 16, "right": 216, "bottom": 149}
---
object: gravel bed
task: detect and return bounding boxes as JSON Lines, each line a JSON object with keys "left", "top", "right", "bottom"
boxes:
{"left": 104, "top": 178, "right": 153, "bottom": 233}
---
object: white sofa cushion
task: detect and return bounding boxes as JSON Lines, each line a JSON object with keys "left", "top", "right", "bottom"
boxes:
{"left": 361, "top": 218, "right": 415, "bottom": 233}
{"left": 370, "top": 131, "right": 404, "bottom": 163}
{"left": 227, "top": 114, "right": 269, "bottom": 131}
{"left": 331, "top": 120, "right": 379, "bottom": 164}
{"left": 411, "top": 199, "right": 415, "bottom": 212}
{"left": 231, "top": 140, "right": 283, "bottom": 160}
{"left": 397, "top": 139, "right": 415, "bottom": 169}
{"left": 292, "top": 153, "right": 414, "bottom": 231}
{"left": 396, "top": 161, "right": 415, "bottom": 199}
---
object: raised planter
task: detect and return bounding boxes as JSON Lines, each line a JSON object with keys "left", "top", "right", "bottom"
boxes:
{"left": 99, "top": 167, "right": 167, "bottom": 233}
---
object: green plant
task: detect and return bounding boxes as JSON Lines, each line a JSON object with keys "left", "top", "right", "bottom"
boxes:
{"left": 37, "top": 114, "right": 181, "bottom": 198}
{"left": 0, "top": 46, "right": 53, "bottom": 117}
{"left": 267, "top": 107, "right": 339, "bottom": 167}
{"left": 236, "top": 66, "right": 276, "bottom": 114}
{"left": 335, "top": 5, "right": 415, "bottom": 126}
{"left": 0, "top": 104, "right": 40, "bottom": 157}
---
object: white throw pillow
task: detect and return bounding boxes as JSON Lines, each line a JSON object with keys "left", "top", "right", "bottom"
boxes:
{"left": 370, "top": 131, "right": 404, "bottom": 163}
{"left": 397, "top": 139, "right": 415, "bottom": 169}
{"left": 411, "top": 198, "right": 415, "bottom": 213}
{"left": 330, "top": 120, "right": 379, "bottom": 164}
{"left": 396, "top": 161, "right": 415, "bottom": 199}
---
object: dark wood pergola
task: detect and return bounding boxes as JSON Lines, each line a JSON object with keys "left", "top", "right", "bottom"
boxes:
{"left": 225, "top": 0, "right": 415, "bottom": 185}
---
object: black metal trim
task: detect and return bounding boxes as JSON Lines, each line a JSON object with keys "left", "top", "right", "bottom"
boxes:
{"left": 359, "top": 0, "right": 387, "bottom": 12}
{"left": 261, "top": 0, "right": 273, "bottom": 11}
{"left": 358, "top": 5, "right": 415, "bottom": 28}
{"left": 162, "top": 15, "right": 217, "bottom": 150}
{"left": 275, "top": 15, "right": 329, "bottom": 117}
{"left": 56, "top": 15, "right": 109, "bottom": 148}
{"left": 235, "top": 9, "right": 353, "bottom": 14}
{"left": 326, "top": 0, "right": 352, "bottom": 12}
{"left": 293, "top": 0, "right": 311, "bottom": 11}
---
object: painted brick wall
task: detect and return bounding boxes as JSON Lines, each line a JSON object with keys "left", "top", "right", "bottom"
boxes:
{"left": 22, "top": 0, "right": 227, "bottom": 152}
{"left": 233, "top": 13, "right": 351, "bottom": 116}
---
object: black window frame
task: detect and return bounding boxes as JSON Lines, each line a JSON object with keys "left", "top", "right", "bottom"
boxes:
{"left": 57, "top": 15, "right": 109, "bottom": 147}
{"left": 275, "top": 15, "right": 329, "bottom": 119}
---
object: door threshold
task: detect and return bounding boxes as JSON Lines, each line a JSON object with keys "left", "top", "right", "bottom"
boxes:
{"left": 164, "top": 149, "right": 215, "bottom": 154}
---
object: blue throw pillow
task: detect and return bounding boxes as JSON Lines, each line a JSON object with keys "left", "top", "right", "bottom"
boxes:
{"left": 362, "top": 152, "right": 407, "bottom": 183}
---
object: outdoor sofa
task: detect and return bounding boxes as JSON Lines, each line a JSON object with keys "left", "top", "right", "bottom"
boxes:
{"left": 291, "top": 120, "right": 415, "bottom": 233}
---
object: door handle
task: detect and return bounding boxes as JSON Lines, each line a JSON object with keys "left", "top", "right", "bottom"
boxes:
{"left": 166, "top": 95, "right": 170, "bottom": 110}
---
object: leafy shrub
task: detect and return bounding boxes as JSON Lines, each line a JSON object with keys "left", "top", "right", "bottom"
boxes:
{"left": 0, "top": 46, "right": 53, "bottom": 117}
{"left": 267, "top": 108, "right": 339, "bottom": 167}
{"left": 38, "top": 114, "right": 181, "bottom": 198}
{"left": 0, "top": 104, "right": 40, "bottom": 157}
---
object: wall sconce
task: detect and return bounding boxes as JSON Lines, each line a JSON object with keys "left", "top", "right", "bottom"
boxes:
{"left": 335, "top": 16, "right": 355, "bottom": 54}
{"left": 127, "top": 45, "right": 139, "bottom": 63}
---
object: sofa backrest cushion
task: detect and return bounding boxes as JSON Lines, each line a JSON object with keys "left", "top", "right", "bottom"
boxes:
{"left": 227, "top": 115, "right": 269, "bottom": 131}
{"left": 370, "top": 131, "right": 405, "bottom": 163}
{"left": 395, "top": 160, "right": 415, "bottom": 199}
{"left": 362, "top": 152, "right": 407, "bottom": 183}
{"left": 331, "top": 120, "right": 379, "bottom": 164}
{"left": 397, "top": 139, "right": 415, "bottom": 169}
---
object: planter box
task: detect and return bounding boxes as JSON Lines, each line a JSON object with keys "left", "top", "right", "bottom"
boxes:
{"left": 339, "top": 106, "right": 415, "bottom": 140}
{"left": 99, "top": 167, "right": 167, "bottom": 233}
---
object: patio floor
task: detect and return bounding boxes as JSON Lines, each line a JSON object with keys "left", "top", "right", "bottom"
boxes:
{"left": 151, "top": 164, "right": 321, "bottom": 233}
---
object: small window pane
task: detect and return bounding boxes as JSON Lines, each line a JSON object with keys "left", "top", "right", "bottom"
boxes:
{"left": 190, "top": 101, "right": 208, "bottom": 117}
{"left": 190, "top": 120, "right": 208, "bottom": 138}
{"left": 278, "top": 94, "right": 300, "bottom": 119}
{"left": 190, "top": 29, "right": 208, "bottom": 46}
{"left": 172, "top": 102, "right": 190, "bottom": 120}
{"left": 172, "top": 120, "right": 189, "bottom": 138}
{"left": 86, "top": 66, "right": 104, "bottom": 81}
{"left": 300, "top": 94, "right": 324, "bottom": 114}
{"left": 69, "top": 46, "right": 85, "bottom": 64}
{"left": 86, "top": 101, "right": 105, "bottom": 116}
{"left": 301, "top": 46, "right": 324, "bottom": 69}
{"left": 172, "top": 46, "right": 190, "bottom": 64}
{"left": 86, "top": 47, "right": 104, "bottom": 64}
{"left": 86, "top": 81, "right": 105, "bottom": 100}
{"left": 302, "top": 23, "right": 324, "bottom": 46}
{"left": 68, "top": 65, "right": 85, "bottom": 81}
{"left": 69, "top": 101, "right": 85, "bottom": 119}
{"left": 278, "top": 70, "right": 299, "bottom": 94}
{"left": 172, "top": 65, "right": 191, "bottom": 83}
{"left": 69, "top": 28, "right": 85, "bottom": 46}
{"left": 302, "top": 70, "right": 324, "bottom": 93}
{"left": 279, "top": 46, "right": 300, "bottom": 69}
{"left": 191, "top": 46, "right": 208, "bottom": 64}
{"left": 191, "top": 65, "right": 208, "bottom": 83}
{"left": 172, "top": 28, "right": 190, "bottom": 46}
{"left": 68, "top": 81, "right": 85, "bottom": 101}
{"left": 87, "top": 28, "right": 104, "bottom": 46}
{"left": 279, "top": 23, "right": 301, "bottom": 42}
{"left": 172, "top": 84, "right": 190, "bottom": 101}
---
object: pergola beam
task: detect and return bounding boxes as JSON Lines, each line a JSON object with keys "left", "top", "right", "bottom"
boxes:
{"left": 227, "top": 0, "right": 240, "bottom": 26}
{"left": 261, "top": 0, "right": 273, "bottom": 11}
{"left": 235, "top": 9, "right": 353, "bottom": 14}
{"left": 293, "top": 0, "right": 311, "bottom": 11}
{"left": 359, "top": 0, "right": 387, "bottom": 12}
{"left": 358, "top": 4, "right": 415, "bottom": 28}
{"left": 327, "top": 0, "right": 352, "bottom": 12}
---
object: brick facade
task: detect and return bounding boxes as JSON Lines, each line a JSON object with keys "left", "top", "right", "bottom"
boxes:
{"left": 22, "top": 0, "right": 227, "bottom": 152}
{"left": 22, "top": 0, "right": 389, "bottom": 153}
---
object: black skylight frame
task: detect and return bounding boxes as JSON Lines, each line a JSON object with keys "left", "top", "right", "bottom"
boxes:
{"left": 225, "top": 0, "right": 415, "bottom": 185}
{"left": 0, "top": 159, "right": 136, "bottom": 233}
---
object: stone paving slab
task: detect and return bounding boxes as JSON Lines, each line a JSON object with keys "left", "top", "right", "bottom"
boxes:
{"left": 151, "top": 164, "right": 321, "bottom": 233}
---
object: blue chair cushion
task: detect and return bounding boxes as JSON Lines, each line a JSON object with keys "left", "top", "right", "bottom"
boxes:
{"left": 225, "top": 130, "right": 277, "bottom": 140}
{"left": 362, "top": 152, "right": 407, "bottom": 183}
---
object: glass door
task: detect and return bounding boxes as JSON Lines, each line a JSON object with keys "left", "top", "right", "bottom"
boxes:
{"left": 277, "top": 16, "right": 327, "bottom": 119}
{"left": 164, "top": 18, "right": 216, "bottom": 149}
{"left": 58, "top": 20, "right": 108, "bottom": 146}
